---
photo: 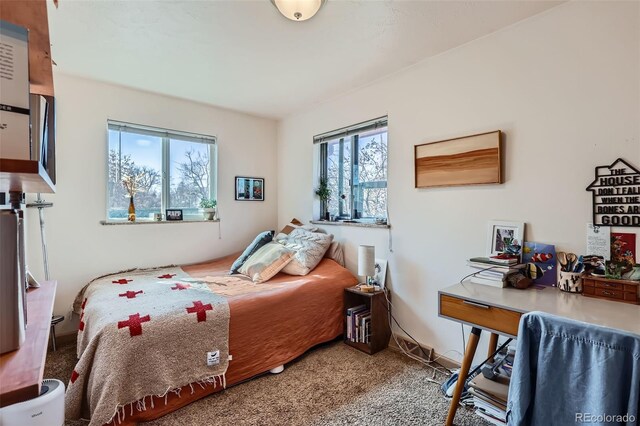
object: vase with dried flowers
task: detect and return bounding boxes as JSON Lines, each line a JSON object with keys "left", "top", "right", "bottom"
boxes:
{"left": 122, "top": 174, "right": 139, "bottom": 222}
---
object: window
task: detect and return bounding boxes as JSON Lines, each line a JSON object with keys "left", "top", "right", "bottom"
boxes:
{"left": 316, "top": 117, "right": 388, "bottom": 221}
{"left": 107, "top": 121, "right": 216, "bottom": 221}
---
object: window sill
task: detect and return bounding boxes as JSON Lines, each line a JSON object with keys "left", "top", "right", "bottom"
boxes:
{"left": 100, "top": 219, "right": 220, "bottom": 226}
{"left": 310, "top": 220, "right": 390, "bottom": 229}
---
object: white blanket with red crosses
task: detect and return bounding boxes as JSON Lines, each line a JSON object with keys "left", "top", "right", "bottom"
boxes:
{"left": 66, "top": 266, "right": 229, "bottom": 426}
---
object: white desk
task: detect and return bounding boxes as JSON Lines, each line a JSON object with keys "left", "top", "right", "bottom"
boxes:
{"left": 439, "top": 282, "right": 640, "bottom": 426}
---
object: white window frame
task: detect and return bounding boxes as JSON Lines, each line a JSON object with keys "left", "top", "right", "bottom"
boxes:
{"left": 106, "top": 120, "right": 217, "bottom": 222}
{"left": 315, "top": 117, "right": 388, "bottom": 221}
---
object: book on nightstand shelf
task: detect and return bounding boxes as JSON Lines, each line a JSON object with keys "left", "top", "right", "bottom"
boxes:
{"left": 346, "top": 305, "right": 372, "bottom": 344}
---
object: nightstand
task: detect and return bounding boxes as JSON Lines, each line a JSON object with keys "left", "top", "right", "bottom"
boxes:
{"left": 343, "top": 287, "right": 391, "bottom": 355}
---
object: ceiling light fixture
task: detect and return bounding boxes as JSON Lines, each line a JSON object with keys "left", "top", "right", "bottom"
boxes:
{"left": 271, "top": 0, "right": 326, "bottom": 22}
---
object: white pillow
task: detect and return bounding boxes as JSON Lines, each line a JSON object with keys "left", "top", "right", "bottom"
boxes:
{"left": 276, "top": 228, "right": 334, "bottom": 275}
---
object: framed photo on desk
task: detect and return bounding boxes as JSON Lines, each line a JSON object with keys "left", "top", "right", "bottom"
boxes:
{"left": 487, "top": 220, "right": 524, "bottom": 256}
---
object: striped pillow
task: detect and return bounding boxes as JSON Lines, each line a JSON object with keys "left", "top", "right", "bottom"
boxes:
{"left": 238, "top": 242, "right": 294, "bottom": 283}
{"left": 229, "top": 230, "right": 275, "bottom": 274}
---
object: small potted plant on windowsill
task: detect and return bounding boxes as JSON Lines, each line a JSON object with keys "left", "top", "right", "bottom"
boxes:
{"left": 315, "top": 178, "right": 331, "bottom": 221}
{"left": 199, "top": 198, "right": 217, "bottom": 220}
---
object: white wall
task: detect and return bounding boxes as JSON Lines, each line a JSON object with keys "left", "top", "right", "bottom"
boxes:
{"left": 277, "top": 1, "right": 640, "bottom": 362}
{"left": 26, "top": 73, "right": 278, "bottom": 334}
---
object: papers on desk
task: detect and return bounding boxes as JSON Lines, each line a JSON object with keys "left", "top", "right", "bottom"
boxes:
{"left": 586, "top": 223, "right": 611, "bottom": 261}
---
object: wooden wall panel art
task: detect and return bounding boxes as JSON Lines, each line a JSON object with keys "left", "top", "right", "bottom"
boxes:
{"left": 414, "top": 130, "right": 502, "bottom": 188}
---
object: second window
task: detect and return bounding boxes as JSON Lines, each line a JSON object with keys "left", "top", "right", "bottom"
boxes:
{"left": 316, "top": 117, "right": 388, "bottom": 221}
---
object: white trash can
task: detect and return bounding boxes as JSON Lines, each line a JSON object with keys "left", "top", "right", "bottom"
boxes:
{"left": 0, "top": 379, "right": 64, "bottom": 426}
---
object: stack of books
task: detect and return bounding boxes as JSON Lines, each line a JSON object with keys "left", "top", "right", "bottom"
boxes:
{"left": 467, "top": 256, "right": 523, "bottom": 288}
{"left": 468, "top": 375, "right": 509, "bottom": 425}
{"left": 346, "top": 305, "right": 371, "bottom": 344}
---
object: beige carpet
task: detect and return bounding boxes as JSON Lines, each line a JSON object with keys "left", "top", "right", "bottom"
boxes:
{"left": 45, "top": 340, "right": 488, "bottom": 425}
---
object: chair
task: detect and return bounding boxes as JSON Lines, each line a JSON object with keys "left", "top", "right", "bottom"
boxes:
{"left": 507, "top": 311, "right": 640, "bottom": 425}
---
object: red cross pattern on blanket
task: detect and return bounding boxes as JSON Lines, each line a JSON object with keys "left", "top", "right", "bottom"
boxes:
{"left": 117, "top": 313, "right": 151, "bottom": 336}
{"left": 78, "top": 298, "right": 87, "bottom": 331}
{"left": 171, "top": 283, "right": 191, "bottom": 290}
{"left": 186, "top": 301, "right": 213, "bottom": 322}
{"left": 158, "top": 273, "right": 176, "bottom": 279}
{"left": 70, "top": 370, "right": 79, "bottom": 384}
{"left": 112, "top": 278, "right": 133, "bottom": 285}
{"left": 119, "top": 290, "right": 143, "bottom": 299}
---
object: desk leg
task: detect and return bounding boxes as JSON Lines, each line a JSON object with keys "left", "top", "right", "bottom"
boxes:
{"left": 487, "top": 332, "right": 499, "bottom": 362}
{"left": 445, "top": 327, "right": 481, "bottom": 426}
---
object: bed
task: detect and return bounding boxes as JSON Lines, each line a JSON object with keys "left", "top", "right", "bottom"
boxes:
{"left": 69, "top": 253, "right": 357, "bottom": 426}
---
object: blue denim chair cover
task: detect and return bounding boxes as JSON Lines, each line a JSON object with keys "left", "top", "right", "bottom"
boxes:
{"left": 507, "top": 311, "right": 640, "bottom": 425}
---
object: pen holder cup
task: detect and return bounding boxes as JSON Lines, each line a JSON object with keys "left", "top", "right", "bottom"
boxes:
{"left": 558, "top": 271, "right": 583, "bottom": 293}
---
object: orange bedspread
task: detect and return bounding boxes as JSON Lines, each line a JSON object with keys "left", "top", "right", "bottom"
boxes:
{"left": 115, "top": 254, "right": 357, "bottom": 425}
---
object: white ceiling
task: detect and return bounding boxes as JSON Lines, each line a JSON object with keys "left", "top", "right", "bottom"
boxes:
{"left": 48, "top": 0, "right": 562, "bottom": 119}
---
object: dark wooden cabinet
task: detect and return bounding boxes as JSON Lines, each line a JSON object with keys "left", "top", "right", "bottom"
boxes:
{"left": 343, "top": 287, "right": 391, "bottom": 355}
{"left": 0, "top": 0, "right": 54, "bottom": 97}
{"left": 582, "top": 276, "right": 638, "bottom": 305}
{"left": 0, "top": 0, "right": 56, "bottom": 194}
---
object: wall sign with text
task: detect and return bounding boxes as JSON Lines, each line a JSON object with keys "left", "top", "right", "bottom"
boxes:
{"left": 586, "top": 158, "right": 640, "bottom": 227}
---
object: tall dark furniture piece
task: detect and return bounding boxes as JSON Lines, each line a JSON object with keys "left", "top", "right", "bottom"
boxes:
{"left": 1, "top": 0, "right": 56, "bottom": 195}
{"left": 0, "top": 0, "right": 57, "bottom": 366}
{"left": 343, "top": 287, "right": 391, "bottom": 355}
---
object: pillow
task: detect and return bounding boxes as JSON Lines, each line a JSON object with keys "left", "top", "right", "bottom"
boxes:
{"left": 229, "top": 230, "right": 275, "bottom": 274}
{"left": 279, "top": 218, "right": 318, "bottom": 236}
{"left": 238, "top": 242, "right": 294, "bottom": 283}
{"left": 324, "top": 241, "right": 345, "bottom": 267}
{"left": 276, "top": 228, "right": 334, "bottom": 276}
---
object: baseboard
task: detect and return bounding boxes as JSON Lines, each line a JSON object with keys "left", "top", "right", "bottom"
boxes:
{"left": 389, "top": 333, "right": 461, "bottom": 371}
{"left": 430, "top": 351, "right": 460, "bottom": 371}
{"left": 389, "top": 333, "right": 434, "bottom": 361}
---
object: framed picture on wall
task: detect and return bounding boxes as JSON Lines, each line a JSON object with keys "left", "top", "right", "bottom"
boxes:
{"left": 235, "top": 177, "right": 264, "bottom": 201}
{"left": 414, "top": 130, "right": 502, "bottom": 188}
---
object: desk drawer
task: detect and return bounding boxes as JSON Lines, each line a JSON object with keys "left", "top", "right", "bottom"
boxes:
{"left": 625, "top": 291, "right": 638, "bottom": 303}
{"left": 440, "top": 294, "right": 521, "bottom": 336}
{"left": 594, "top": 287, "right": 624, "bottom": 300}
{"left": 595, "top": 281, "right": 624, "bottom": 291}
